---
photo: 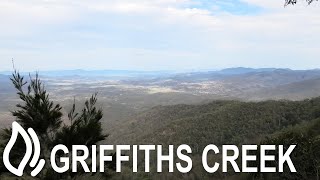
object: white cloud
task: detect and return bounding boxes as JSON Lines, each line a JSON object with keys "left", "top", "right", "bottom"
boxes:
{"left": 0, "top": 0, "right": 320, "bottom": 71}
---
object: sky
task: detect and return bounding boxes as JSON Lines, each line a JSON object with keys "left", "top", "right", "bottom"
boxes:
{"left": 0, "top": 0, "right": 319, "bottom": 71}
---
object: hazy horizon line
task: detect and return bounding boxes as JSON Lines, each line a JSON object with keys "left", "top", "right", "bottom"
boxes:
{"left": 1, "top": 67, "right": 320, "bottom": 73}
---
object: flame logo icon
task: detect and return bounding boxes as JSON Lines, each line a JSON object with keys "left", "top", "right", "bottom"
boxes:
{"left": 3, "top": 121, "right": 45, "bottom": 177}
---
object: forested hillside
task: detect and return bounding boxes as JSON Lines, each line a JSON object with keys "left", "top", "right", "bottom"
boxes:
{"left": 1, "top": 71, "right": 320, "bottom": 179}
{"left": 110, "top": 98, "right": 320, "bottom": 146}
{"left": 109, "top": 98, "right": 320, "bottom": 179}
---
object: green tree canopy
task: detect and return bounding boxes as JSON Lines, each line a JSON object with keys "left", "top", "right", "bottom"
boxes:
{"left": 0, "top": 71, "right": 110, "bottom": 179}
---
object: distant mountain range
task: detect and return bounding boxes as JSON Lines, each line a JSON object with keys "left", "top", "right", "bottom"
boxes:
{"left": 0, "top": 69, "right": 176, "bottom": 78}
{"left": 2, "top": 67, "right": 320, "bottom": 101}
{"left": 1, "top": 67, "right": 317, "bottom": 77}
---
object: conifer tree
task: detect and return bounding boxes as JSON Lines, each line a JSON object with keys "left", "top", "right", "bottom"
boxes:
{"left": 0, "top": 71, "right": 110, "bottom": 179}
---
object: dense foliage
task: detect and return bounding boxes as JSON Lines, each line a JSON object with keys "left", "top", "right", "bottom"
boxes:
{"left": 112, "top": 98, "right": 320, "bottom": 179}
{"left": 253, "top": 118, "right": 320, "bottom": 180}
{"left": 0, "top": 72, "right": 110, "bottom": 179}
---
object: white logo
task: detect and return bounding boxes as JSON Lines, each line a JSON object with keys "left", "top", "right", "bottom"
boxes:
{"left": 3, "top": 121, "right": 45, "bottom": 177}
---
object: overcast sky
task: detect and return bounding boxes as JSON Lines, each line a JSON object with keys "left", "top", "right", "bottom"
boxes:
{"left": 0, "top": 0, "right": 319, "bottom": 71}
